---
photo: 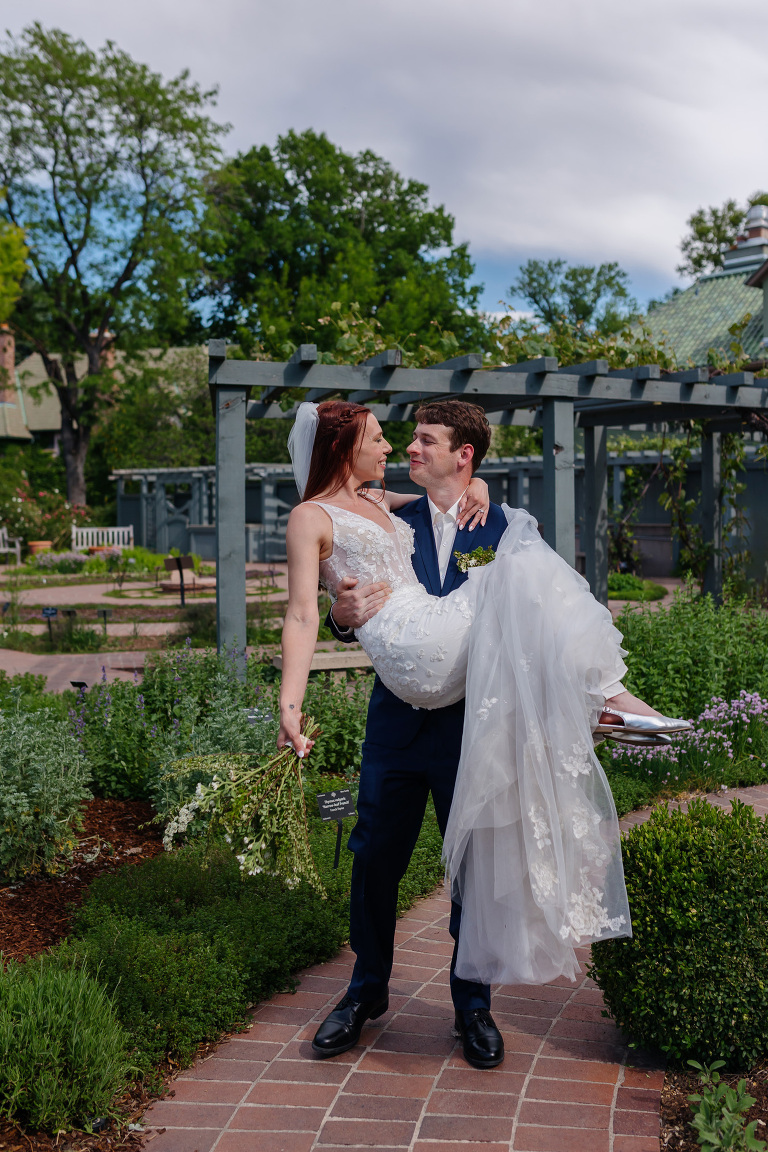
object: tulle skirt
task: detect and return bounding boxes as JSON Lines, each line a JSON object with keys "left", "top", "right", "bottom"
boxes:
{"left": 443, "top": 508, "right": 632, "bottom": 984}
{"left": 359, "top": 505, "right": 633, "bottom": 985}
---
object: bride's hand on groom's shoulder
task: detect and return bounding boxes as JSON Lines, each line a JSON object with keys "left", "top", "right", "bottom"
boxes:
{"left": 458, "top": 477, "right": 490, "bottom": 531}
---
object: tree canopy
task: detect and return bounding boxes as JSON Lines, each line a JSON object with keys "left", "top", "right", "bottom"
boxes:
{"left": 0, "top": 210, "right": 27, "bottom": 325}
{"left": 677, "top": 191, "right": 768, "bottom": 278}
{"left": 202, "top": 129, "right": 486, "bottom": 355}
{"left": 510, "top": 259, "right": 638, "bottom": 335}
{"left": 0, "top": 23, "right": 227, "bottom": 503}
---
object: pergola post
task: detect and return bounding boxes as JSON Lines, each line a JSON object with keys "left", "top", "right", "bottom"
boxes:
{"left": 211, "top": 341, "right": 248, "bottom": 667}
{"left": 542, "top": 398, "right": 576, "bottom": 567}
{"left": 584, "top": 425, "right": 609, "bottom": 605}
{"left": 701, "top": 425, "right": 723, "bottom": 602}
{"left": 155, "top": 480, "right": 168, "bottom": 554}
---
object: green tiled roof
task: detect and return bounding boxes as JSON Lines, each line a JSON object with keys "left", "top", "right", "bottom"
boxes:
{"left": 642, "top": 270, "right": 764, "bottom": 366}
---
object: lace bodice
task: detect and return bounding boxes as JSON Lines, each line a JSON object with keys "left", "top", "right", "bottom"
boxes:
{"left": 313, "top": 501, "right": 420, "bottom": 600}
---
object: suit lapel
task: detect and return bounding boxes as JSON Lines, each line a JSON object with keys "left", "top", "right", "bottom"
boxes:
{"left": 410, "top": 498, "right": 441, "bottom": 596}
{"left": 441, "top": 522, "right": 470, "bottom": 596}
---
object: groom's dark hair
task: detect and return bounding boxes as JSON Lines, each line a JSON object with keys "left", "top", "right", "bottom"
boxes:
{"left": 413, "top": 400, "right": 492, "bottom": 473}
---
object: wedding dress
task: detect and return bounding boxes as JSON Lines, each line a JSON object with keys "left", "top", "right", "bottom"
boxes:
{"left": 315, "top": 499, "right": 632, "bottom": 986}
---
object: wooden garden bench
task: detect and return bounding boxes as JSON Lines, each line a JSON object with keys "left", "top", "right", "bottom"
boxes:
{"left": 0, "top": 526, "right": 21, "bottom": 564}
{"left": 71, "top": 525, "right": 134, "bottom": 551}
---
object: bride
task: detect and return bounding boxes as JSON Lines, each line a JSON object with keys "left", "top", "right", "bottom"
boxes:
{"left": 278, "top": 400, "right": 687, "bottom": 986}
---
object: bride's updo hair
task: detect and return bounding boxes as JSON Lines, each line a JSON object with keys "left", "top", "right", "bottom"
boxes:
{"left": 302, "top": 400, "right": 373, "bottom": 502}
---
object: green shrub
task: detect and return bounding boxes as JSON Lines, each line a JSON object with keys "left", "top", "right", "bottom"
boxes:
{"left": 0, "top": 957, "right": 129, "bottom": 1132}
{"left": 61, "top": 788, "right": 444, "bottom": 1074}
{"left": 55, "top": 914, "right": 248, "bottom": 1073}
{"left": 0, "top": 707, "right": 91, "bottom": 880}
{"left": 618, "top": 583, "right": 768, "bottom": 719}
{"left": 0, "top": 671, "right": 68, "bottom": 717}
{"left": 590, "top": 800, "right": 768, "bottom": 1068}
{"left": 78, "top": 647, "right": 272, "bottom": 801}
{"left": 607, "top": 572, "right": 666, "bottom": 601}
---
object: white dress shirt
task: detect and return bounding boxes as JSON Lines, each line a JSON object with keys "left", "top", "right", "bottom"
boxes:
{"left": 428, "top": 494, "right": 463, "bottom": 585}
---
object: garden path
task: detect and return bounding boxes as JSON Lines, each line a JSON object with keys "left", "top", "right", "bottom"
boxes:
{"left": 139, "top": 784, "right": 768, "bottom": 1152}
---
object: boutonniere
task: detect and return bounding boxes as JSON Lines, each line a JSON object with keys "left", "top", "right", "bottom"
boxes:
{"left": 454, "top": 545, "right": 496, "bottom": 573}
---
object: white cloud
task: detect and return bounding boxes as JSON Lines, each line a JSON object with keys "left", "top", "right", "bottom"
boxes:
{"left": 3, "top": 0, "right": 767, "bottom": 308}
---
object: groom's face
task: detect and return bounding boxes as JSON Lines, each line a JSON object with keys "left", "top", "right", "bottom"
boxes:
{"left": 407, "top": 422, "right": 465, "bottom": 488}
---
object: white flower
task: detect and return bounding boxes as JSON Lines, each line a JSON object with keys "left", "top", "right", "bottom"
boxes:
{"left": 528, "top": 804, "right": 552, "bottom": 849}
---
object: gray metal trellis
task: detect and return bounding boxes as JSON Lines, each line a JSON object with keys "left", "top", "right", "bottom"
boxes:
{"left": 208, "top": 340, "right": 768, "bottom": 655}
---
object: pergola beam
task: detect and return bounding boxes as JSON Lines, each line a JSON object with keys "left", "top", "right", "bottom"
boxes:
{"left": 210, "top": 342, "right": 768, "bottom": 650}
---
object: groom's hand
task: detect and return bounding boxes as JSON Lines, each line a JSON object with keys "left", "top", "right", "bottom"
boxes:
{"left": 333, "top": 577, "right": 391, "bottom": 629}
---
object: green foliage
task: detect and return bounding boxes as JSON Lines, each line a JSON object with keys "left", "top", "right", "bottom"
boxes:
{"left": 489, "top": 307, "right": 679, "bottom": 373}
{"left": 298, "top": 672, "right": 371, "bottom": 777}
{"left": 590, "top": 800, "right": 768, "bottom": 1069}
{"left": 677, "top": 192, "right": 768, "bottom": 278}
{"left": 55, "top": 911, "right": 247, "bottom": 1075}
{"left": 162, "top": 718, "right": 324, "bottom": 894}
{"left": 203, "top": 129, "right": 486, "bottom": 355}
{"left": 0, "top": 23, "right": 227, "bottom": 502}
{"left": 607, "top": 573, "right": 666, "bottom": 601}
{"left": 0, "top": 204, "right": 27, "bottom": 325}
{"left": 616, "top": 583, "right": 768, "bottom": 720}
{"left": 0, "top": 471, "right": 89, "bottom": 549}
{"left": 511, "top": 258, "right": 639, "bottom": 335}
{"left": 62, "top": 788, "right": 444, "bottom": 1075}
{"left": 0, "top": 704, "right": 90, "bottom": 880}
{"left": 77, "top": 647, "right": 269, "bottom": 801}
{"left": 0, "top": 957, "right": 129, "bottom": 1132}
{"left": 602, "top": 691, "right": 768, "bottom": 816}
{"left": 687, "top": 1060, "right": 767, "bottom": 1151}
{"left": 0, "top": 669, "right": 65, "bottom": 715}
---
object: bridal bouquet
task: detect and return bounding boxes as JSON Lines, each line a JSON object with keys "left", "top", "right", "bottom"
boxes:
{"left": 454, "top": 545, "right": 496, "bottom": 573}
{"left": 160, "top": 715, "right": 325, "bottom": 895}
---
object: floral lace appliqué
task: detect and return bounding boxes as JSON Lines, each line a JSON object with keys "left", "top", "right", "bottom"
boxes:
{"left": 477, "top": 697, "right": 498, "bottom": 720}
{"left": 528, "top": 804, "right": 552, "bottom": 849}
{"left": 559, "top": 870, "right": 627, "bottom": 942}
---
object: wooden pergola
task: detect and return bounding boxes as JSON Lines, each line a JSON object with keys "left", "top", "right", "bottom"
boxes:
{"left": 208, "top": 340, "right": 768, "bottom": 654}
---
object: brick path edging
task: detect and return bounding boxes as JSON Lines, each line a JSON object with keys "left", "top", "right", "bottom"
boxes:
{"left": 141, "top": 783, "right": 768, "bottom": 1152}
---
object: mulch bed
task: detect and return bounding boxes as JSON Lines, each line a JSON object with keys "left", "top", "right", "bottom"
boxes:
{"left": 0, "top": 799, "right": 164, "bottom": 962}
{"left": 660, "top": 1064, "right": 768, "bottom": 1148}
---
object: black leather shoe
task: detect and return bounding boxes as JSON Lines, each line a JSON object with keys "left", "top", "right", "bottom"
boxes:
{"left": 311, "top": 993, "right": 389, "bottom": 1058}
{"left": 454, "top": 1009, "right": 505, "bottom": 1069}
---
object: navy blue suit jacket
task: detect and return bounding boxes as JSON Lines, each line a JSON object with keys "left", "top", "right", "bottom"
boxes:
{"left": 330, "top": 497, "right": 509, "bottom": 750}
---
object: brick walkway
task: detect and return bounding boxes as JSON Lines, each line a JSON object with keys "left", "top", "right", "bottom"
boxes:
{"left": 141, "top": 783, "right": 768, "bottom": 1152}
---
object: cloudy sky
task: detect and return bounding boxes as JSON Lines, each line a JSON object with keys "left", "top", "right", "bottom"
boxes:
{"left": 4, "top": 0, "right": 768, "bottom": 312}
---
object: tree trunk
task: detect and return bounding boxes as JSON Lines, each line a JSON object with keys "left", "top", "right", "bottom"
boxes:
{"left": 59, "top": 406, "right": 90, "bottom": 507}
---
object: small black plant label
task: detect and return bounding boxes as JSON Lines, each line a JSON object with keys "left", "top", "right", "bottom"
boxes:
{"left": 316, "top": 789, "right": 355, "bottom": 821}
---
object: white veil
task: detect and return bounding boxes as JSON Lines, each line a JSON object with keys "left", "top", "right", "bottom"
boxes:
{"left": 287, "top": 402, "right": 319, "bottom": 499}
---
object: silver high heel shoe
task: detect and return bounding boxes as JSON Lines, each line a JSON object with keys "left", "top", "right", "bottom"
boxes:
{"left": 595, "top": 707, "right": 692, "bottom": 738}
{"left": 605, "top": 730, "right": 673, "bottom": 748}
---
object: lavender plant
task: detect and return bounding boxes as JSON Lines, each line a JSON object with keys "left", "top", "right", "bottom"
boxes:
{"left": 0, "top": 698, "right": 91, "bottom": 880}
{"left": 606, "top": 691, "right": 768, "bottom": 799}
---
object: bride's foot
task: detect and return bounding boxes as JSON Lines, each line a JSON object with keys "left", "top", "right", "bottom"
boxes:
{"left": 597, "top": 691, "right": 691, "bottom": 737}
{"left": 602, "top": 691, "right": 660, "bottom": 721}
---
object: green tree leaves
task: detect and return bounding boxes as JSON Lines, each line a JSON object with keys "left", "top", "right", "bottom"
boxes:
{"left": 677, "top": 192, "right": 768, "bottom": 278}
{"left": 511, "top": 258, "right": 638, "bottom": 335}
{"left": 0, "top": 210, "right": 27, "bottom": 326}
{"left": 202, "top": 129, "right": 486, "bottom": 353}
{"left": 0, "top": 23, "right": 227, "bottom": 503}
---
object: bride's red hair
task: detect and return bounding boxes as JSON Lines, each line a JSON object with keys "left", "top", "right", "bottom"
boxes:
{"left": 302, "top": 400, "right": 376, "bottom": 502}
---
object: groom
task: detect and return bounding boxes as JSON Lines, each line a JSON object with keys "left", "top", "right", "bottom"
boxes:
{"left": 311, "top": 400, "right": 509, "bottom": 1068}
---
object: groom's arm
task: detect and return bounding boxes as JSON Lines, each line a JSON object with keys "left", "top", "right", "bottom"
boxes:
{"left": 325, "top": 576, "right": 392, "bottom": 642}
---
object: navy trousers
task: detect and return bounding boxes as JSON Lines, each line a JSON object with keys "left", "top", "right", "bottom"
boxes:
{"left": 346, "top": 714, "right": 491, "bottom": 1012}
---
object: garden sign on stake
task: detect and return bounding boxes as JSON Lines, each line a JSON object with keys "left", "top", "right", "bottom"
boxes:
{"left": 316, "top": 789, "right": 356, "bottom": 869}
